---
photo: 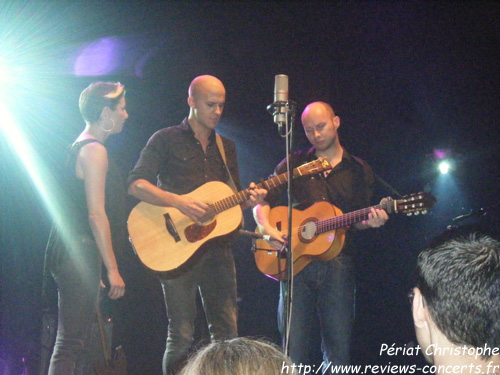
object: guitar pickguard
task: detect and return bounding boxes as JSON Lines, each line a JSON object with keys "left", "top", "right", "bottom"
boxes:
{"left": 185, "top": 220, "right": 217, "bottom": 243}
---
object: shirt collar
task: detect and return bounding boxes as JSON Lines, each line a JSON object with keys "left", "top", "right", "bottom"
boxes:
{"left": 306, "top": 146, "right": 354, "bottom": 164}
{"left": 180, "top": 118, "right": 216, "bottom": 142}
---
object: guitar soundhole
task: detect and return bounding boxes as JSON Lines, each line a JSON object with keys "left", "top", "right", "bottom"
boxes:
{"left": 299, "top": 219, "right": 318, "bottom": 243}
{"left": 185, "top": 220, "right": 217, "bottom": 243}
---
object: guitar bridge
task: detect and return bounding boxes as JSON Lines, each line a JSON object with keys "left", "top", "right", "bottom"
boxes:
{"left": 164, "top": 213, "right": 181, "bottom": 243}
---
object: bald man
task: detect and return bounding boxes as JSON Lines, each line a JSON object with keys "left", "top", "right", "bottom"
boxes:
{"left": 128, "top": 75, "right": 266, "bottom": 375}
{"left": 254, "top": 102, "right": 388, "bottom": 373}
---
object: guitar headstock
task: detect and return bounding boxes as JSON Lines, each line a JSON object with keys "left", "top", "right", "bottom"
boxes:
{"left": 295, "top": 157, "right": 333, "bottom": 177}
{"left": 394, "top": 192, "right": 437, "bottom": 215}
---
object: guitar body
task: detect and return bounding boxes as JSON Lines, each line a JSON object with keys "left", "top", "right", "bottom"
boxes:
{"left": 254, "top": 201, "right": 346, "bottom": 281}
{"left": 254, "top": 192, "right": 436, "bottom": 281}
{"left": 128, "top": 181, "right": 242, "bottom": 275}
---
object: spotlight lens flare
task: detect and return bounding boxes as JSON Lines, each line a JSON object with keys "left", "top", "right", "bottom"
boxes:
{"left": 0, "top": 58, "right": 20, "bottom": 98}
{"left": 439, "top": 161, "right": 450, "bottom": 174}
{"left": 0, "top": 62, "right": 11, "bottom": 86}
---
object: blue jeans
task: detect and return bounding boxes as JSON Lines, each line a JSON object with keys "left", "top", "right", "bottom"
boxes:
{"left": 48, "top": 236, "right": 102, "bottom": 375}
{"left": 160, "top": 244, "right": 238, "bottom": 375}
{"left": 279, "top": 254, "right": 356, "bottom": 374}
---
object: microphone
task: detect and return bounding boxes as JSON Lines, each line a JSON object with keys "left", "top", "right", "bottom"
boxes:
{"left": 271, "top": 74, "right": 288, "bottom": 125}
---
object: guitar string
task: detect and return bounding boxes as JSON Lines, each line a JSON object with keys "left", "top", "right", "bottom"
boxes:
{"left": 272, "top": 194, "right": 428, "bottom": 239}
{"left": 283, "top": 205, "right": 385, "bottom": 237}
{"left": 288, "top": 197, "right": 426, "bottom": 235}
{"left": 207, "top": 160, "right": 326, "bottom": 214}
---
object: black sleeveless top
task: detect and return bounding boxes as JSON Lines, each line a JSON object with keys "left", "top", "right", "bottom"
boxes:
{"left": 43, "top": 139, "right": 129, "bottom": 308}
{"left": 60, "top": 139, "right": 128, "bottom": 255}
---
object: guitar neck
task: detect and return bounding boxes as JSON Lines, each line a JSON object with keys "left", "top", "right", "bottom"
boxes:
{"left": 211, "top": 168, "right": 306, "bottom": 214}
{"left": 314, "top": 191, "right": 436, "bottom": 233}
{"left": 316, "top": 200, "right": 392, "bottom": 234}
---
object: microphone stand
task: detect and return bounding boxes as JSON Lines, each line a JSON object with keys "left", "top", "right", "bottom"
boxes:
{"left": 267, "top": 99, "right": 297, "bottom": 356}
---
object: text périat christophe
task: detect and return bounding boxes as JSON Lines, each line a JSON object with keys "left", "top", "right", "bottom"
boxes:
{"left": 380, "top": 343, "right": 500, "bottom": 360}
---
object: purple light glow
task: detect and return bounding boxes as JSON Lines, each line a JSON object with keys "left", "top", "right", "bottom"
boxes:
{"left": 433, "top": 148, "right": 450, "bottom": 160}
{"left": 73, "top": 37, "right": 124, "bottom": 76}
{"left": 135, "top": 47, "right": 159, "bottom": 78}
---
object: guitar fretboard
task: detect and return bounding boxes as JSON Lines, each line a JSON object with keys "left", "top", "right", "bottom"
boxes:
{"left": 316, "top": 201, "right": 391, "bottom": 233}
{"left": 210, "top": 170, "right": 301, "bottom": 214}
{"left": 209, "top": 160, "right": 330, "bottom": 214}
{"left": 299, "top": 192, "right": 433, "bottom": 234}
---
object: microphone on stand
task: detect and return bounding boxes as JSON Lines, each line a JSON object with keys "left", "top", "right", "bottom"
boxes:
{"left": 267, "top": 74, "right": 289, "bottom": 125}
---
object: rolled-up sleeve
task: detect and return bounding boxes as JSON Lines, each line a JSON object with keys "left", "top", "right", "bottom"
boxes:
{"left": 127, "top": 130, "right": 168, "bottom": 187}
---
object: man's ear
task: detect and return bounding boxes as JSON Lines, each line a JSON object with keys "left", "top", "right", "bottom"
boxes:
{"left": 412, "top": 287, "right": 428, "bottom": 328}
{"left": 187, "top": 96, "right": 195, "bottom": 109}
{"left": 333, "top": 115, "right": 340, "bottom": 130}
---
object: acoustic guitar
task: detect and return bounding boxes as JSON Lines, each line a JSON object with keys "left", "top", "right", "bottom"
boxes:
{"left": 127, "top": 158, "right": 332, "bottom": 277}
{"left": 254, "top": 192, "right": 436, "bottom": 280}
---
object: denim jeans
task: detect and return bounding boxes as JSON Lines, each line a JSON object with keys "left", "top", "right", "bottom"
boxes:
{"left": 160, "top": 244, "right": 238, "bottom": 375}
{"left": 279, "top": 254, "right": 356, "bottom": 374}
{"left": 48, "top": 236, "right": 102, "bottom": 375}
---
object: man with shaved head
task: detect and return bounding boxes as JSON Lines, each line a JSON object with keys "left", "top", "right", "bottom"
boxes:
{"left": 128, "top": 75, "right": 267, "bottom": 374}
{"left": 254, "top": 101, "right": 388, "bottom": 373}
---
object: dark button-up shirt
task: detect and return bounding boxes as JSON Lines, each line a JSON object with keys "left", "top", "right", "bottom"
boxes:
{"left": 267, "top": 147, "right": 375, "bottom": 212}
{"left": 127, "top": 118, "right": 241, "bottom": 194}
{"left": 266, "top": 147, "right": 376, "bottom": 254}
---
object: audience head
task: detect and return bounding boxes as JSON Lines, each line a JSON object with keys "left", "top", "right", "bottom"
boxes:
{"left": 412, "top": 225, "right": 500, "bottom": 364}
{"left": 179, "top": 337, "right": 295, "bottom": 375}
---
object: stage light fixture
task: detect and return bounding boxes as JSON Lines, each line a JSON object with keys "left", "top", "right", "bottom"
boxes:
{"left": 438, "top": 160, "right": 450, "bottom": 174}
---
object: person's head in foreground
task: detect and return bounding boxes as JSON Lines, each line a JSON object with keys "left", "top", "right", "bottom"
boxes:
{"left": 179, "top": 337, "right": 295, "bottom": 375}
{"left": 412, "top": 226, "right": 500, "bottom": 374}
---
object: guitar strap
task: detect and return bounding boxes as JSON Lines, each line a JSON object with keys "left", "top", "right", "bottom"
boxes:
{"left": 215, "top": 134, "right": 238, "bottom": 193}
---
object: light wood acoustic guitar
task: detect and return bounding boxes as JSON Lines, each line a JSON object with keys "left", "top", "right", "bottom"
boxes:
{"left": 254, "top": 192, "right": 436, "bottom": 280}
{"left": 127, "top": 158, "right": 332, "bottom": 277}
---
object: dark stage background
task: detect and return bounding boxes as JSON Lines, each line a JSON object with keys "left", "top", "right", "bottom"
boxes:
{"left": 1, "top": 1, "right": 499, "bottom": 374}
